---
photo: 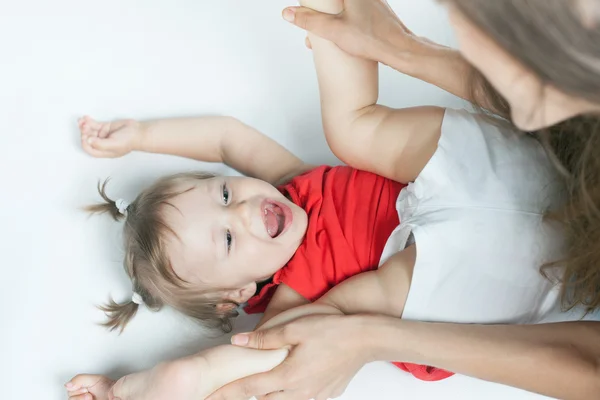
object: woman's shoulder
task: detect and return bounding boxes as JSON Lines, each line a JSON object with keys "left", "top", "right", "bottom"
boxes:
{"left": 417, "top": 107, "right": 566, "bottom": 211}
{"left": 439, "top": 107, "right": 558, "bottom": 171}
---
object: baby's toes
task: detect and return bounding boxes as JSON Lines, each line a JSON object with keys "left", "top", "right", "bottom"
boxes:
{"left": 67, "top": 387, "right": 89, "bottom": 396}
{"left": 68, "top": 393, "right": 93, "bottom": 400}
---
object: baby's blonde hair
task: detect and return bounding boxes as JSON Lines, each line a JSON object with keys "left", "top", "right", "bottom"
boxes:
{"left": 86, "top": 172, "right": 240, "bottom": 333}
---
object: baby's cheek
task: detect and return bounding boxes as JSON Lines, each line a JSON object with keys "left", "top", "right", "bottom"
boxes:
{"left": 248, "top": 243, "right": 287, "bottom": 270}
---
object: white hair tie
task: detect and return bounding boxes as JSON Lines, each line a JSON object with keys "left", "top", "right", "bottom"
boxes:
{"left": 115, "top": 199, "right": 129, "bottom": 216}
{"left": 131, "top": 292, "right": 144, "bottom": 306}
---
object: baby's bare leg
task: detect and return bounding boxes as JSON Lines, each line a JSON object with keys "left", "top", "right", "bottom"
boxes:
{"left": 196, "top": 345, "right": 289, "bottom": 398}
{"left": 300, "top": 0, "right": 342, "bottom": 14}
{"left": 108, "top": 346, "right": 287, "bottom": 400}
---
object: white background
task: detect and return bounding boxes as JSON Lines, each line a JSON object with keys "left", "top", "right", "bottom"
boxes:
{"left": 0, "top": 0, "right": 563, "bottom": 399}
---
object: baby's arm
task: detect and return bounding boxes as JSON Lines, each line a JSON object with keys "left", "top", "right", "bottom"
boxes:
{"left": 260, "top": 245, "right": 416, "bottom": 332}
{"left": 80, "top": 115, "right": 311, "bottom": 185}
{"left": 302, "top": 0, "right": 444, "bottom": 183}
{"left": 255, "top": 284, "right": 309, "bottom": 329}
{"left": 317, "top": 245, "right": 415, "bottom": 317}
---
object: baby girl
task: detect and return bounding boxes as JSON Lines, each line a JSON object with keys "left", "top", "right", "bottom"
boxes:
{"left": 66, "top": 0, "right": 565, "bottom": 399}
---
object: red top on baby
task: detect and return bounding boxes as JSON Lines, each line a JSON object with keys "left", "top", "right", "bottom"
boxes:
{"left": 244, "top": 165, "right": 453, "bottom": 382}
{"left": 245, "top": 165, "right": 401, "bottom": 311}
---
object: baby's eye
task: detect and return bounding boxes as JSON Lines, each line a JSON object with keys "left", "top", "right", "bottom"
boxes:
{"left": 225, "top": 230, "right": 232, "bottom": 253}
{"left": 222, "top": 183, "right": 230, "bottom": 205}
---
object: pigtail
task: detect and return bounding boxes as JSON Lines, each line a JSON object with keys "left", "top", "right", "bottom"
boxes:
{"left": 98, "top": 298, "right": 140, "bottom": 333}
{"left": 85, "top": 178, "right": 127, "bottom": 221}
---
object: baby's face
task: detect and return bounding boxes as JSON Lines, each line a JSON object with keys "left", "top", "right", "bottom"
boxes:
{"left": 163, "top": 176, "right": 307, "bottom": 302}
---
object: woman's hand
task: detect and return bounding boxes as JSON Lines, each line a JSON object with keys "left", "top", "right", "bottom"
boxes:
{"left": 283, "top": 0, "right": 418, "bottom": 66}
{"left": 65, "top": 374, "right": 115, "bottom": 400}
{"left": 207, "top": 314, "right": 373, "bottom": 400}
{"left": 79, "top": 115, "right": 143, "bottom": 158}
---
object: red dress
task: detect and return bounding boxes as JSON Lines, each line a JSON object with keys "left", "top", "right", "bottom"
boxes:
{"left": 244, "top": 165, "right": 453, "bottom": 381}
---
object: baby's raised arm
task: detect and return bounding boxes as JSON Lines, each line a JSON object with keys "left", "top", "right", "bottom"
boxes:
{"left": 303, "top": 0, "right": 445, "bottom": 183}
{"left": 80, "top": 115, "right": 311, "bottom": 185}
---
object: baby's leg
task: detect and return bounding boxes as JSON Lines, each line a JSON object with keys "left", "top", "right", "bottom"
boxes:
{"left": 197, "top": 345, "right": 288, "bottom": 398}
{"left": 300, "top": 0, "right": 342, "bottom": 14}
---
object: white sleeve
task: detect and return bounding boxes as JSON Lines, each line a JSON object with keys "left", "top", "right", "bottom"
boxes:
{"left": 412, "top": 108, "right": 563, "bottom": 212}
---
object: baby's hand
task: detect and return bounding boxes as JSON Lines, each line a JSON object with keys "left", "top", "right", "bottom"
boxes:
{"left": 65, "top": 374, "right": 115, "bottom": 400}
{"left": 79, "top": 116, "right": 142, "bottom": 158}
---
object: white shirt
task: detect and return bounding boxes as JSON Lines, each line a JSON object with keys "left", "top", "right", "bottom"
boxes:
{"left": 380, "top": 108, "right": 566, "bottom": 324}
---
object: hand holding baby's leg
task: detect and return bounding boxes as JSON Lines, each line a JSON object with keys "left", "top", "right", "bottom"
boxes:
{"left": 98, "top": 346, "right": 286, "bottom": 400}
{"left": 258, "top": 302, "right": 344, "bottom": 331}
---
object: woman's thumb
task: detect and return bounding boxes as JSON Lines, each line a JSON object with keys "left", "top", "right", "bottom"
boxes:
{"left": 231, "top": 326, "right": 289, "bottom": 350}
{"left": 282, "top": 7, "right": 339, "bottom": 37}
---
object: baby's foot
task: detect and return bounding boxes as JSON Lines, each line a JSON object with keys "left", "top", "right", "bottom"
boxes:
{"left": 198, "top": 345, "right": 289, "bottom": 398}
{"left": 65, "top": 374, "right": 115, "bottom": 400}
{"left": 108, "top": 360, "right": 206, "bottom": 400}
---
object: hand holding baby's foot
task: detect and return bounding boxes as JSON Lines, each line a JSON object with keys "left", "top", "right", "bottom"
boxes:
{"left": 78, "top": 116, "right": 142, "bottom": 158}
{"left": 65, "top": 374, "right": 115, "bottom": 400}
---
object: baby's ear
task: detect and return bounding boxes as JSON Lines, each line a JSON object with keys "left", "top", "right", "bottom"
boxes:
{"left": 222, "top": 282, "right": 257, "bottom": 305}
{"left": 238, "top": 281, "right": 258, "bottom": 303}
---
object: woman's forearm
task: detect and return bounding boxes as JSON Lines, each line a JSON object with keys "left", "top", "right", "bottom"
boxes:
{"left": 380, "top": 36, "right": 509, "bottom": 117}
{"left": 380, "top": 37, "right": 472, "bottom": 103}
{"left": 362, "top": 316, "right": 600, "bottom": 400}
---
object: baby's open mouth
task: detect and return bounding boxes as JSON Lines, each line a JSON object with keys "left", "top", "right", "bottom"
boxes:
{"left": 262, "top": 200, "right": 288, "bottom": 238}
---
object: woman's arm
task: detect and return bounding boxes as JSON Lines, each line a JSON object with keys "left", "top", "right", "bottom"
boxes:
{"left": 282, "top": 1, "right": 507, "bottom": 117}
{"left": 217, "top": 316, "right": 600, "bottom": 400}
{"left": 80, "top": 115, "right": 310, "bottom": 185}
{"left": 370, "top": 318, "right": 600, "bottom": 400}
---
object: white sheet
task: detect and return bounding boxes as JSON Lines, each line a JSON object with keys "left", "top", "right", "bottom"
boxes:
{"left": 1, "top": 1, "right": 588, "bottom": 399}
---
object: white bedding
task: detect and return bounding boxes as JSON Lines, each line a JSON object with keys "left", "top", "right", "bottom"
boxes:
{"left": 1, "top": 1, "right": 592, "bottom": 399}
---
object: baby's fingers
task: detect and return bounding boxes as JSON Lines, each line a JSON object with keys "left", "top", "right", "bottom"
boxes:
{"left": 81, "top": 135, "right": 118, "bottom": 158}
{"left": 79, "top": 116, "right": 102, "bottom": 130}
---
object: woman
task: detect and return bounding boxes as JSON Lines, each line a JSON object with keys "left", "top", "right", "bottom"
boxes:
{"left": 73, "top": 1, "right": 600, "bottom": 399}
{"left": 208, "top": 1, "right": 600, "bottom": 400}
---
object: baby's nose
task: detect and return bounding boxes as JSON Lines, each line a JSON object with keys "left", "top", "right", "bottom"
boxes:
{"left": 232, "top": 200, "right": 252, "bottom": 229}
